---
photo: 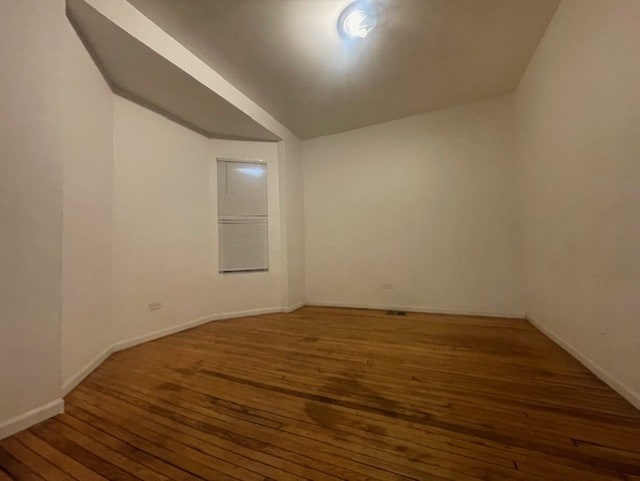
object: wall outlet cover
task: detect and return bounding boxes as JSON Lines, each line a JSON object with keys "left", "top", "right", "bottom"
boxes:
{"left": 148, "top": 302, "right": 162, "bottom": 312}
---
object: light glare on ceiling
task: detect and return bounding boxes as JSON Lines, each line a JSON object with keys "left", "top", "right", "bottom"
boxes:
{"left": 344, "top": 11, "right": 373, "bottom": 38}
{"left": 339, "top": 2, "right": 377, "bottom": 39}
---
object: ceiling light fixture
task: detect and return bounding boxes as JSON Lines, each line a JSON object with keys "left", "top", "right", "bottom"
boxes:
{"left": 338, "top": 2, "right": 378, "bottom": 39}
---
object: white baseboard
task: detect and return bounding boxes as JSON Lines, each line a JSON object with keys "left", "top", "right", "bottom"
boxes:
{"left": 111, "top": 306, "right": 282, "bottom": 353}
{"left": 528, "top": 316, "right": 640, "bottom": 412}
{"left": 0, "top": 398, "right": 64, "bottom": 441}
{"left": 308, "top": 300, "right": 526, "bottom": 319}
{"left": 284, "top": 301, "right": 306, "bottom": 313}
{"left": 62, "top": 345, "right": 113, "bottom": 397}
{"left": 62, "top": 305, "right": 295, "bottom": 398}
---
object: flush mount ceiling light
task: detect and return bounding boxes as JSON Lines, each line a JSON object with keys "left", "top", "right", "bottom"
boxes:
{"left": 338, "top": 1, "right": 378, "bottom": 39}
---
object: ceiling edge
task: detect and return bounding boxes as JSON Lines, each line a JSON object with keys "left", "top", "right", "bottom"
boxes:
{"left": 78, "top": 0, "right": 299, "bottom": 143}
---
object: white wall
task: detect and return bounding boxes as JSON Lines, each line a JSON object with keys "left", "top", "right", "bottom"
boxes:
{"left": 1, "top": 0, "right": 302, "bottom": 438}
{"left": 303, "top": 96, "right": 524, "bottom": 317}
{"left": 4, "top": 0, "right": 636, "bottom": 440}
{"left": 61, "top": 16, "right": 114, "bottom": 387}
{"left": 515, "top": 0, "right": 640, "bottom": 407}
{"left": 0, "top": 0, "right": 65, "bottom": 431}
{"left": 279, "top": 138, "right": 307, "bottom": 308}
{"left": 111, "top": 96, "right": 284, "bottom": 343}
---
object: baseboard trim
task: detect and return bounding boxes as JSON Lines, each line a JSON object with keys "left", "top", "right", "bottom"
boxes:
{"left": 528, "top": 315, "right": 640, "bottom": 412}
{"left": 0, "top": 398, "right": 64, "bottom": 441}
{"left": 111, "top": 306, "right": 282, "bottom": 354}
{"left": 284, "top": 301, "right": 307, "bottom": 313}
{"left": 62, "top": 345, "right": 113, "bottom": 397}
{"left": 62, "top": 305, "right": 295, "bottom": 398}
{"left": 308, "top": 300, "right": 526, "bottom": 319}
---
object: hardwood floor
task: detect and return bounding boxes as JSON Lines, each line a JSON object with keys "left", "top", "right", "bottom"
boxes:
{"left": 1, "top": 306, "right": 639, "bottom": 480}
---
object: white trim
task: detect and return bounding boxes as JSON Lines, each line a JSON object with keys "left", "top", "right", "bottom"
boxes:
{"left": 0, "top": 399, "right": 64, "bottom": 441}
{"left": 308, "top": 300, "right": 526, "bottom": 319}
{"left": 112, "top": 306, "right": 282, "bottom": 353}
{"left": 528, "top": 316, "right": 640, "bottom": 411}
{"left": 217, "top": 157, "right": 265, "bottom": 164}
{"left": 62, "top": 345, "right": 113, "bottom": 397}
{"left": 61, "top": 305, "right": 288, "bottom": 397}
{"left": 284, "top": 301, "right": 306, "bottom": 313}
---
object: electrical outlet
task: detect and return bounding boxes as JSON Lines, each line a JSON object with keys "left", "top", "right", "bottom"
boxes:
{"left": 382, "top": 283, "right": 392, "bottom": 290}
{"left": 148, "top": 301, "right": 162, "bottom": 312}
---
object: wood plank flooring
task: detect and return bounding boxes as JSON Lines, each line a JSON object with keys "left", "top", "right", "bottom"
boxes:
{"left": 1, "top": 306, "right": 639, "bottom": 480}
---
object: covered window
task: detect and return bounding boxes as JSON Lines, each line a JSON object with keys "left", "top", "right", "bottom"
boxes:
{"left": 216, "top": 158, "right": 268, "bottom": 273}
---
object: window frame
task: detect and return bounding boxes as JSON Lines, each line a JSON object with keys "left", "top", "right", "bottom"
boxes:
{"left": 216, "top": 157, "right": 269, "bottom": 275}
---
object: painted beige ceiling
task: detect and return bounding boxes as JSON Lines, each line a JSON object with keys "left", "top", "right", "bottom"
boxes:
{"left": 126, "top": 0, "right": 560, "bottom": 140}
{"left": 67, "top": 0, "right": 281, "bottom": 141}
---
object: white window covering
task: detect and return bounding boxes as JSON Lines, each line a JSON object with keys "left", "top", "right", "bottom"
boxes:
{"left": 217, "top": 159, "right": 268, "bottom": 273}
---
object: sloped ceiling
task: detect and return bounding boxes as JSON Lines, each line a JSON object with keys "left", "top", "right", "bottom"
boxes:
{"left": 126, "top": 0, "right": 560, "bottom": 139}
{"left": 67, "top": 0, "right": 282, "bottom": 142}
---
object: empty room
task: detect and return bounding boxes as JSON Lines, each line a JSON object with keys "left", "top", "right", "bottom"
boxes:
{"left": 1, "top": 0, "right": 639, "bottom": 479}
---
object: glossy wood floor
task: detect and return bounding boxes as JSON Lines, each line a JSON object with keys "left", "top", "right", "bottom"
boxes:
{"left": 1, "top": 306, "right": 639, "bottom": 480}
